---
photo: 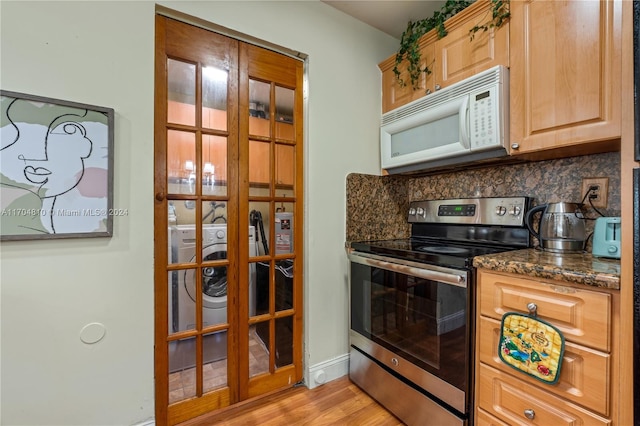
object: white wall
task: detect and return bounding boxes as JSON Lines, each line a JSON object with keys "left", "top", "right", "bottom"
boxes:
{"left": 0, "top": 1, "right": 397, "bottom": 424}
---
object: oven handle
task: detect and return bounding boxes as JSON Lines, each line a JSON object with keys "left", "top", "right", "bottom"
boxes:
{"left": 348, "top": 251, "right": 467, "bottom": 288}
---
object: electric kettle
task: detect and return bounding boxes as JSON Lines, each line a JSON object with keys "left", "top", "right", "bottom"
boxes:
{"left": 525, "top": 202, "right": 587, "bottom": 253}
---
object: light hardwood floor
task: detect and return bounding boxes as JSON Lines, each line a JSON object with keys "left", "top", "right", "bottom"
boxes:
{"left": 180, "top": 376, "right": 404, "bottom": 425}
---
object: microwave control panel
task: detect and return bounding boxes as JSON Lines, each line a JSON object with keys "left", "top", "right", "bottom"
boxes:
{"left": 469, "top": 86, "right": 500, "bottom": 151}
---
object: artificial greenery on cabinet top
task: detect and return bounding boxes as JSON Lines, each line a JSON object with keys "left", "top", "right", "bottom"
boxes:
{"left": 393, "top": 0, "right": 510, "bottom": 90}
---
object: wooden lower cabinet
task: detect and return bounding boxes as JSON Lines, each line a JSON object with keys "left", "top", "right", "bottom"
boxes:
{"left": 478, "top": 317, "right": 610, "bottom": 416}
{"left": 478, "top": 271, "right": 612, "bottom": 352}
{"left": 478, "top": 364, "right": 611, "bottom": 426}
{"left": 476, "top": 408, "right": 510, "bottom": 426}
{"left": 475, "top": 270, "right": 618, "bottom": 425}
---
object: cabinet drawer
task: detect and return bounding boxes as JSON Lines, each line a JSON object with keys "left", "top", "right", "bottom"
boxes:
{"left": 476, "top": 408, "right": 510, "bottom": 426}
{"left": 478, "top": 271, "right": 611, "bottom": 351}
{"left": 477, "top": 363, "right": 611, "bottom": 425}
{"left": 477, "top": 316, "right": 610, "bottom": 416}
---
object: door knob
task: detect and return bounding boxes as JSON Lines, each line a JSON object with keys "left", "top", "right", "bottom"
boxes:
{"left": 155, "top": 192, "right": 165, "bottom": 202}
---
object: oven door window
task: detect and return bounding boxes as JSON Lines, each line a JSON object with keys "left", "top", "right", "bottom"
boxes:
{"left": 351, "top": 261, "right": 468, "bottom": 391}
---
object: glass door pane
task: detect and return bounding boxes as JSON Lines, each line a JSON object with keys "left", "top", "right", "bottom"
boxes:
{"left": 274, "top": 316, "right": 293, "bottom": 368}
{"left": 275, "top": 143, "right": 294, "bottom": 188}
{"left": 249, "top": 79, "right": 270, "bottom": 137}
{"left": 249, "top": 140, "right": 270, "bottom": 196}
{"left": 202, "top": 66, "right": 228, "bottom": 131}
{"left": 274, "top": 205, "right": 294, "bottom": 255}
{"left": 167, "top": 130, "right": 196, "bottom": 195}
{"left": 202, "top": 135, "right": 227, "bottom": 197}
{"left": 203, "top": 331, "right": 228, "bottom": 393}
{"left": 275, "top": 86, "right": 294, "bottom": 140}
{"left": 168, "top": 59, "right": 196, "bottom": 126}
{"left": 249, "top": 323, "right": 270, "bottom": 377}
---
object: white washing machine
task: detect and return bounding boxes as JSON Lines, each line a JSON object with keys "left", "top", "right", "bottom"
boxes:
{"left": 168, "top": 224, "right": 257, "bottom": 372}
{"left": 169, "top": 224, "right": 257, "bottom": 332}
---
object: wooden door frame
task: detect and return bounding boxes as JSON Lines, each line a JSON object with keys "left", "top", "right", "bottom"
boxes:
{"left": 154, "top": 14, "right": 242, "bottom": 424}
{"left": 154, "top": 9, "right": 305, "bottom": 425}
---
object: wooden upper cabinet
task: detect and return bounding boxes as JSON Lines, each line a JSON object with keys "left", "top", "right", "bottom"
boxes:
{"left": 379, "top": 36, "right": 435, "bottom": 114}
{"left": 509, "top": 0, "right": 622, "bottom": 156}
{"left": 378, "top": 0, "right": 509, "bottom": 114}
{"left": 433, "top": 0, "right": 509, "bottom": 89}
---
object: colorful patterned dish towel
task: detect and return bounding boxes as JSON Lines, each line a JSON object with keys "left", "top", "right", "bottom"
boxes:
{"left": 499, "top": 312, "right": 565, "bottom": 384}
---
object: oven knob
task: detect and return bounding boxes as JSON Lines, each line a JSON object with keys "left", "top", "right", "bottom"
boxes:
{"left": 495, "top": 206, "right": 507, "bottom": 216}
{"left": 509, "top": 205, "right": 522, "bottom": 216}
{"left": 416, "top": 207, "right": 425, "bottom": 217}
{"left": 409, "top": 207, "right": 416, "bottom": 216}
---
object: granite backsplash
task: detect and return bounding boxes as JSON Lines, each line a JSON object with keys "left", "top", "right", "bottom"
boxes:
{"left": 346, "top": 152, "right": 621, "bottom": 248}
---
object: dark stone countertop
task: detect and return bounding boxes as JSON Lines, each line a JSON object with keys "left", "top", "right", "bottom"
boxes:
{"left": 473, "top": 248, "right": 621, "bottom": 290}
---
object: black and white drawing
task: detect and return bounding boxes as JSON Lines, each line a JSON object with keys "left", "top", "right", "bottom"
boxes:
{"left": 0, "top": 90, "right": 114, "bottom": 240}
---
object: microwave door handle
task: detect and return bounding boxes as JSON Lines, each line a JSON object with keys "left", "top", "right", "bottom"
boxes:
{"left": 459, "top": 95, "right": 470, "bottom": 150}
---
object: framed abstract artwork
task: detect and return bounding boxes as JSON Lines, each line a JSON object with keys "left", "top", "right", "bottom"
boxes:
{"left": 0, "top": 90, "right": 115, "bottom": 240}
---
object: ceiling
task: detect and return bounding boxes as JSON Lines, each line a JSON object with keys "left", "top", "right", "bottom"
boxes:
{"left": 322, "top": 1, "right": 447, "bottom": 40}
{"left": 169, "top": 1, "right": 448, "bottom": 111}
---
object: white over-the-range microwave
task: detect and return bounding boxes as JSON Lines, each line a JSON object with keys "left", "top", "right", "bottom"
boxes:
{"left": 381, "top": 65, "right": 509, "bottom": 174}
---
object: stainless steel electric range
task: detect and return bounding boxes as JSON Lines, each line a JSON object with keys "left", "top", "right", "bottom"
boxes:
{"left": 347, "top": 197, "right": 532, "bottom": 426}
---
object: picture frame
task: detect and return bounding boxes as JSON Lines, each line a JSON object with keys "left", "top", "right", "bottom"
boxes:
{"left": 1, "top": 90, "right": 115, "bottom": 240}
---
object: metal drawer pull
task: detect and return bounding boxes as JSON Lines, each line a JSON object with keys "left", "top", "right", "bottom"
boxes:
{"left": 527, "top": 302, "right": 537, "bottom": 316}
{"left": 391, "top": 357, "right": 399, "bottom": 366}
{"left": 524, "top": 408, "right": 535, "bottom": 420}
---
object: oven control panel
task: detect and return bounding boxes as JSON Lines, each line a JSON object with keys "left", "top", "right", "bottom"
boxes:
{"left": 438, "top": 204, "right": 476, "bottom": 217}
{"left": 408, "top": 197, "right": 531, "bottom": 226}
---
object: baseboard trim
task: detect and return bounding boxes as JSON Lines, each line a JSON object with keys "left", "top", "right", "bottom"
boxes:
{"left": 306, "top": 353, "right": 350, "bottom": 389}
{"left": 132, "top": 419, "right": 155, "bottom": 426}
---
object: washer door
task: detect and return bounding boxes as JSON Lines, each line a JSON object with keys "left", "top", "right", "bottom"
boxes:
{"left": 185, "top": 243, "right": 228, "bottom": 310}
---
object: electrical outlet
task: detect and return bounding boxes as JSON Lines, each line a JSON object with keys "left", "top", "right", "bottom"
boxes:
{"left": 581, "top": 177, "right": 609, "bottom": 208}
